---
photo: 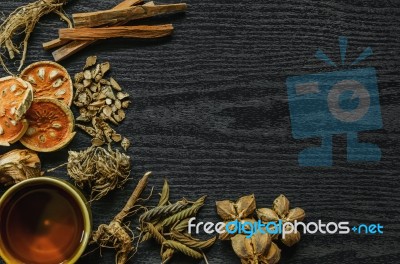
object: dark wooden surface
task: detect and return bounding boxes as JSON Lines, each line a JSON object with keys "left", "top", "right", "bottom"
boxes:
{"left": 1, "top": 0, "right": 400, "bottom": 263}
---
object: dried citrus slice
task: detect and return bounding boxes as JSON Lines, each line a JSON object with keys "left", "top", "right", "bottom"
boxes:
{"left": 21, "top": 61, "right": 73, "bottom": 106}
{"left": 20, "top": 98, "right": 76, "bottom": 152}
{"left": 0, "top": 76, "right": 33, "bottom": 146}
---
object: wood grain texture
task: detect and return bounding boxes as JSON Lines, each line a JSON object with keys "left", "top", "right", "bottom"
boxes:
{"left": 1, "top": 0, "right": 400, "bottom": 264}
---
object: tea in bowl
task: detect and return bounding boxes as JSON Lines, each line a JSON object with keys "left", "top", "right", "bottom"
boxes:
{"left": 0, "top": 177, "right": 91, "bottom": 264}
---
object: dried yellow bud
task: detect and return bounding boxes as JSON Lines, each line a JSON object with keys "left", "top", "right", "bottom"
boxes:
{"left": 257, "top": 208, "right": 279, "bottom": 223}
{"left": 285, "top": 207, "right": 305, "bottom": 222}
{"left": 216, "top": 200, "right": 236, "bottom": 221}
{"left": 273, "top": 194, "right": 289, "bottom": 217}
{"left": 262, "top": 242, "right": 281, "bottom": 264}
{"left": 236, "top": 194, "right": 256, "bottom": 219}
{"left": 281, "top": 225, "right": 301, "bottom": 247}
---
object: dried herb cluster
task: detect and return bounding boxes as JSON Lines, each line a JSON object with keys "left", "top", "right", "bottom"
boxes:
{"left": 139, "top": 179, "right": 216, "bottom": 263}
{"left": 67, "top": 145, "right": 130, "bottom": 201}
{"left": 216, "top": 194, "right": 305, "bottom": 264}
{"left": 73, "top": 56, "right": 131, "bottom": 151}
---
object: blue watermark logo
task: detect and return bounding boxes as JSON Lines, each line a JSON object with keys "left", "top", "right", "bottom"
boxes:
{"left": 286, "top": 36, "right": 382, "bottom": 166}
{"left": 187, "top": 218, "right": 384, "bottom": 238}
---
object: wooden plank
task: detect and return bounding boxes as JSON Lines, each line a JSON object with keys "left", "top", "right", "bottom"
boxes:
{"left": 59, "top": 25, "right": 174, "bottom": 41}
{"left": 72, "top": 4, "right": 187, "bottom": 28}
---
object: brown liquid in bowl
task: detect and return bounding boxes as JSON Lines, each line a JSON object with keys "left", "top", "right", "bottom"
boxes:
{"left": 0, "top": 184, "right": 85, "bottom": 264}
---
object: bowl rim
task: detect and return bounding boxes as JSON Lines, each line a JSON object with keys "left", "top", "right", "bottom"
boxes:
{"left": 0, "top": 177, "right": 92, "bottom": 264}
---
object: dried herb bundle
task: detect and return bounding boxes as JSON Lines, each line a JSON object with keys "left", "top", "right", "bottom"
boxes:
{"left": 67, "top": 145, "right": 130, "bottom": 201}
{"left": 139, "top": 179, "right": 215, "bottom": 263}
{"left": 73, "top": 56, "right": 131, "bottom": 151}
{"left": 92, "top": 171, "right": 151, "bottom": 264}
{"left": 0, "top": 0, "right": 70, "bottom": 74}
{"left": 0, "top": 149, "right": 41, "bottom": 186}
{"left": 216, "top": 194, "right": 306, "bottom": 264}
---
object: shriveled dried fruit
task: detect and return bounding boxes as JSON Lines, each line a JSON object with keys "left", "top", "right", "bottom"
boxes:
{"left": 0, "top": 76, "right": 33, "bottom": 146}
{"left": 20, "top": 98, "right": 76, "bottom": 152}
{"left": 21, "top": 61, "right": 74, "bottom": 106}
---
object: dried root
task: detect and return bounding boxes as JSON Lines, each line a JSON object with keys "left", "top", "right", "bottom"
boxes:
{"left": 91, "top": 172, "right": 151, "bottom": 264}
{"left": 0, "top": 149, "right": 41, "bottom": 186}
{"left": 67, "top": 145, "right": 130, "bottom": 201}
{"left": 0, "top": 0, "right": 70, "bottom": 74}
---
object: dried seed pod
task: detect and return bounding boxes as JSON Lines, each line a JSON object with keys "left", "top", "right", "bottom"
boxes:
{"left": 273, "top": 194, "right": 290, "bottom": 218}
{"left": 216, "top": 200, "right": 236, "bottom": 221}
{"left": 257, "top": 208, "right": 279, "bottom": 223}
{"left": 84, "top": 55, "right": 97, "bottom": 69}
{"left": 236, "top": 194, "right": 256, "bottom": 219}
{"left": 281, "top": 225, "right": 301, "bottom": 247}
{"left": 285, "top": 207, "right": 305, "bottom": 222}
{"left": 262, "top": 242, "right": 281, "bottom": 264}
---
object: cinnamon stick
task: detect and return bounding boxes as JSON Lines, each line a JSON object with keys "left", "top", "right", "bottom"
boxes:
{"left": 59, "top": 25, "right": 173, "bottom": 40}
{"left": 73, "top": 4, "right": 187, "bottom": 28}
{"left": 51, "top": 2, "right": 160, "bottom": 62}
{"left": 42, "top": 0, "right": 144, "bottom": 50}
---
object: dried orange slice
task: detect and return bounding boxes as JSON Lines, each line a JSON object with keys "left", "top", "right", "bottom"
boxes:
{"left": 20, "top": 98, "right": 76, "bottom": 152}
{"left": 21, "top": 61, "right": 73, "bottom": 106}
{"left": 0, "top": 76, "right": 33, "bottom": 146}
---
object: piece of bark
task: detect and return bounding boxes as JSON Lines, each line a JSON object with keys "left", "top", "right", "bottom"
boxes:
{"left": 73, "top": 4, "right": 187, "bottom": 28}
{"left": 42, "top": 0, "right": 144, "bottom": 51}
{"left": 51, "top": 2, "right": 160, "bottom": 62}
{"left": 59, "top": 25, "right": 173, "bottom": 41}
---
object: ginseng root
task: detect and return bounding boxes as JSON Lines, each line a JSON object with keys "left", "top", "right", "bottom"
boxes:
{"left": 91, "top": 172, "right": 151, "bottom": 264}
{"left": 0, "top": 0, "right": 70, "bottom": 74}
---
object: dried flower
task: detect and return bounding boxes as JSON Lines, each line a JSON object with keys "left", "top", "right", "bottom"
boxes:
{"left": 257, "top": 194, "right": 305, "bottom": 247}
